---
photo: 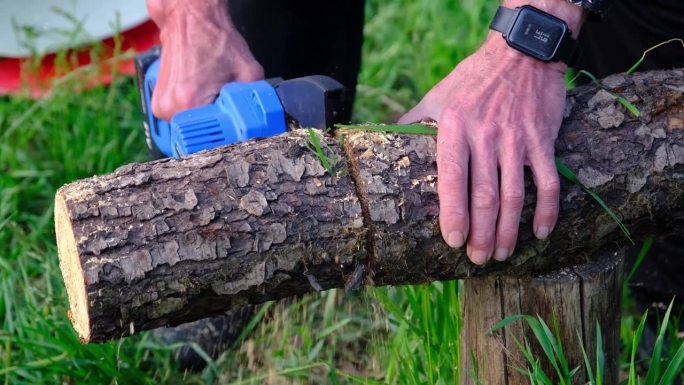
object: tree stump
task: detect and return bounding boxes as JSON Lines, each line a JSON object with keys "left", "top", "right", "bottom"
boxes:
{"left": 461, "top": 249, "right": 624, "bottom": 385}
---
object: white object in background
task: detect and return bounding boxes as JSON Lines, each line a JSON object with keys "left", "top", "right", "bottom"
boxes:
{"left": 0, "top": 0, "right": 149, "bottom": 57}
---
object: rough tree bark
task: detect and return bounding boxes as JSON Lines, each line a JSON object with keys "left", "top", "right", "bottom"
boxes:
{"left": 55, "top": 69, "right": 684, "bottom": 343}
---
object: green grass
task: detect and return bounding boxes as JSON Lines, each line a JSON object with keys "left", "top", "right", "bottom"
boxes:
{"left": 490, "top": 304, "right": 684, "bottom": 385}
{"left": 1, "top": 1, "right": 683, "bottom": 384}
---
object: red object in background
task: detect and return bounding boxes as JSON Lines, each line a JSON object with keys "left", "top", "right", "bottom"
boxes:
{"left": 0, "top": 20, "right": 159, "bottom": 97}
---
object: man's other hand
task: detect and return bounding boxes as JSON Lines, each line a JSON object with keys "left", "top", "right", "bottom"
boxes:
{"left": 400, "top": 0, "right": 584, "bottom": 265}
{"left": 147, "top": 0, "right": 263, "bottom": 121}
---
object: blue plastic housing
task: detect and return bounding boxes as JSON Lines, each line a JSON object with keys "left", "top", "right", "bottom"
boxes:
{"left": 142, "top": 58, "right": 287, "bottom": 158}
{"left": 142, "top": 59, "right": 173, "bottom": 156}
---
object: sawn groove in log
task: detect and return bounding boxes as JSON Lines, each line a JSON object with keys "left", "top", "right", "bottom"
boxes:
{"left": 55, "top": 69, "right": 684, "bottom": 342}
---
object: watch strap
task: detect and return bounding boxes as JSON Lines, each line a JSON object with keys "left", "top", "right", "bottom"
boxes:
{"left": 556, "top": 32, "right": 581, "bottom": 66}
{"left": 489, "top": 6, "right": 516, "bottom": 35}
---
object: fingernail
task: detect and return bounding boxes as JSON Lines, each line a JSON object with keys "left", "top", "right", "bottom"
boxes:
{"left": 470, "top": 250, "right": 489, "bottom": 265}
{"left": 494, "top": 248, "right": 509, "bottom": 262}
{"left": 447, "top": 231, "right": 465, "bottom": 248}
{"left": 535, "top": 226, "right": 551, "bottom": 239}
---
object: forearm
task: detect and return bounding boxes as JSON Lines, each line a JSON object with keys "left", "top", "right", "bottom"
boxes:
{"left": 147, "top": 0, "right": 238, "bottom": 37}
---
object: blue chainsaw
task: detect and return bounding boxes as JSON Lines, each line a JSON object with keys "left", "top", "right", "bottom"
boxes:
{"left": 135, "top": 46, "right": 347, "bottom": 158}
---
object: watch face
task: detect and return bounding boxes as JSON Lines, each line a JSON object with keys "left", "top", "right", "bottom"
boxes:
{"left": 507, "top": 7, "right": 567, "bottom": 61}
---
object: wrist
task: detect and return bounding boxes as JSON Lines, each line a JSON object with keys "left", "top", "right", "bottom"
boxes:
{"left": 481, "top": 0, "right": 586, "bottom": 72}
{"left": 480, "top": 33, "right": 569, "bottom": 75}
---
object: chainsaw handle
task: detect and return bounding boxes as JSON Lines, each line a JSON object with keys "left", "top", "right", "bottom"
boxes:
{"left": 134, "top": 47, "right": 286, "bottom": 158}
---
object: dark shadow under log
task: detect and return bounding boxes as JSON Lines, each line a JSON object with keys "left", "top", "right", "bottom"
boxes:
{"left": 54, "top": 69, "right": 684, "bottom": 342}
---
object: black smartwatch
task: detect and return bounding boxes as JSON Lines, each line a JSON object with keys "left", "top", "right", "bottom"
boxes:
{"left": 489, "top": 5, "right": 579, "bottom": 65}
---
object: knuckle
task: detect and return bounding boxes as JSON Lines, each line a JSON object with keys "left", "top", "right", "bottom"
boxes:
{"left": 440, "top": 106, "right": 468, "bottom": 128}
{"left": 244, "top": 63, "right": 265, "bottom": 81}
{"left": 471, "top": 184, "right": 499, "bottom": 210}
{"left": 437, "top": 158, "right": 467, "bottom": 181}
{"left": 538, "top": 177, "right": 561, "bottom": 197}
{"left": 501, "top": 187, "right": 524, "bottom": 209}
{"left": 528, "top": 136, "right": 555, "bottom": 156}
{"left": 174, "top": 91, "right": 198, "bottom": 111}
{"left": 476, "top": 129, "right": 497, "bottom": 145}
{"left": 152, "top": 96, "right": 172, "bottom": 121}
{"left": 253, "top": 64, "right": 265, "bottom": 78}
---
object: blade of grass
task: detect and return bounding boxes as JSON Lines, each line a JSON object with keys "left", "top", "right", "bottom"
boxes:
{"left": 555, "top": 159, "right": 634, "bottom": 244}
{"left": 336, "top": 123, "right": 438, "bottom": 136}
{"left": 231, "top": 301, "right": 273, "bottom": 349}
{"left": 567, "top": 69, "right": 640, "bottom": 117}
{"left": 578, "top": 330, "right": 596, "bottom": 385}
{"left": 511, "top": 335, "right": 553, "bottom": 385}
{"left": 466, "top": 349, "right": 485, "bottom": 385}
{"left": 596, "top": 321, "right": 604, "bottom": 385}
{"left": 643, "top": 299, "right": 675, "bottom": 385}
{"left": 626, "top": 237, "right": 654, "bottom": 284}
{"left": 491, "top": 314, "right": 565, "bottom": 383}
{"left": 317, "top": 318, "right": 352, "bottom": 339}
{"left": 629, "top": 311, "right": 649, "bottom": 385}
{"left": 228, "top": 362, "right": 329, "bottom": 385}
{"left": 306, "top": 128, "right": 334, "bottom": 176}
{"left": 533, "top": 315, "right": 566, "bottom": 384}
{"left": 626, "top": 39, "right": 684, "bottom": 75}
{"left": 656, "top": 340, "right": 684, "bottom": 385}
{"left": 488, "top": 314, "right": 532, "bottom": 334}
{"left": 552, "top": 313, "right": 572, "bottom": 378}
{"left": 0, "top": 352, "right": 68, "bottom": 376}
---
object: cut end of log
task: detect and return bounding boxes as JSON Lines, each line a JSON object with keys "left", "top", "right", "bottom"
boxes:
{"left": 54, "top": 192, "right": 91, "bottom": 342}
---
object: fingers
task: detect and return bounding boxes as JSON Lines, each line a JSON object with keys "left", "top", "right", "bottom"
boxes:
{"left": 398, "top": 101, "right": 440, "bottom": 125}
{"left": 146, "top": 0, "right": 166, "bottom": 26}
{"left": 437, "top": 121, "right": 470, "bottom": 252}
{"left": 398, "top": 106, "right": 423, "bottom": 124}
{"left": 494, "top": 147, "right": 525, "bottom": 261}
{"left": 234, "top": 62, "right": 265, "bottom": 83}
{"left": 151, "top": 50, "right": 197, "bottom": 121}
{"left": 152, "top": 59, "right": 263, "bottom": 121}
{"left": 528, "top": 143, "right": 560, "bottom": 240}
{"left": 466, "top": 135, "right": 500, "bottom": 265}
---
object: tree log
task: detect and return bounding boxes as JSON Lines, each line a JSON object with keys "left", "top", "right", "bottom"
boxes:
{"left": 461, "top": 249, "right": 624, "bottom": 385}
{"left": 55, "top": 69, "right": 684, "bottom": 342}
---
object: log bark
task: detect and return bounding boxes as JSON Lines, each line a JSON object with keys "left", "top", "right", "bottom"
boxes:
{"left": 461, "top": 249, "right": 624, "bottom": 385}
{"left": 55, "top": 68, "right": 684, "bottom": 342}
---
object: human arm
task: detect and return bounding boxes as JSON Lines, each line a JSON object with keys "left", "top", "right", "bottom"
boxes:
{"left": 146, "top": 0, "right": 263, "bottom": 121}
{"left": 399, "top": 0, "right": 587, "bottom": 265}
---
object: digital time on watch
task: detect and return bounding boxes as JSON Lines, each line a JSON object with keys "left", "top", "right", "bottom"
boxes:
{"left": 489, "top": 5, "right": 580, "bottom": 65}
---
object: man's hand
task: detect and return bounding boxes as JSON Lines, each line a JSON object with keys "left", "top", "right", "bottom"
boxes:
{"left": 147, "top": 0, "right": 264, "bottom": 121}
{"left": 400, "top": 0, "right": 584, "bottom": 265}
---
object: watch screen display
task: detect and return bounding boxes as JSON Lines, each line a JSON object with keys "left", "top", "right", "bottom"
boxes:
{"left": 508, "top": 7, "right": 566, "bottom": 61}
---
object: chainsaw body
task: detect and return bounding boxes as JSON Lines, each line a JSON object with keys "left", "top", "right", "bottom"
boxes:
{"left": 135, "top": 47, "right": 347, "bottom": 158}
